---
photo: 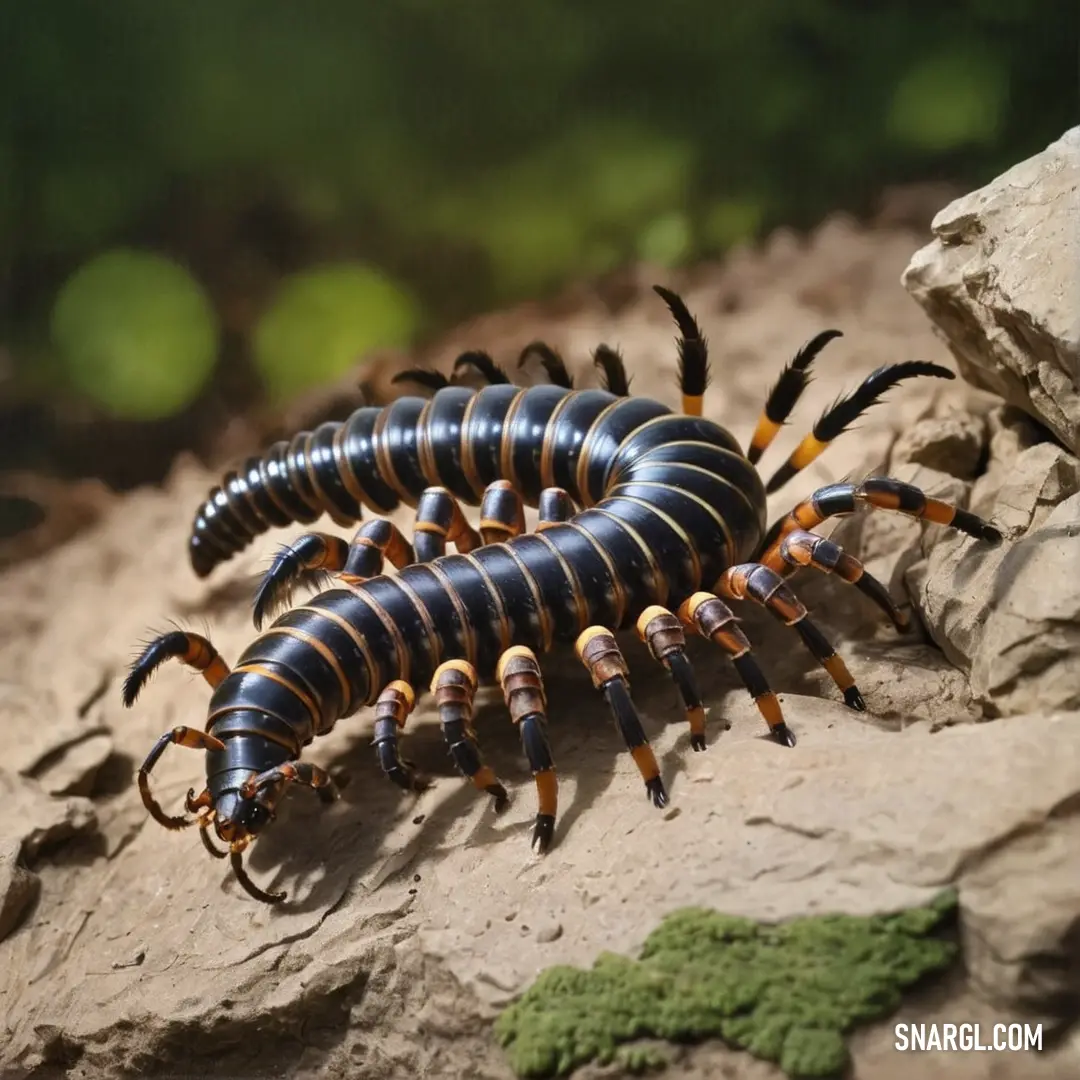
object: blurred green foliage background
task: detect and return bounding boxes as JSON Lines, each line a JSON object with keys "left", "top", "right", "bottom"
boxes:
{"left": 0, "top": 0, "right": 1076, "bottom": 444}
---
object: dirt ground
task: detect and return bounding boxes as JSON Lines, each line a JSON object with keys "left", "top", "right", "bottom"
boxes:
{"left": 1, "top": 208, "right": 1077, "bottom": 1079}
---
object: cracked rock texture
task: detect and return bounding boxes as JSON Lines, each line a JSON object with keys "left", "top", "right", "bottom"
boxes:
{"left": 1, "top": 210, "right": 1078, "bottom": 1079}
{"left": 903, "top": 126, "right": 1080, "bottom": 455}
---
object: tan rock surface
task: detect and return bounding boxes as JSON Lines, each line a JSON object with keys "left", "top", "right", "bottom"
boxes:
{"left": 903, "top": 127, "right": 1080, "bottom": 454}
{"left": 0, "top": 839, "right": 40, "bottom": 943}
{"left": 1, "top": 215, "right": 1076, "bottom": 1079}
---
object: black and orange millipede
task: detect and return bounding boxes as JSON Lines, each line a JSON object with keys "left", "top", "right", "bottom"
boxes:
{"left": 123, "top": 286, "right": 1001, "bottom": 903}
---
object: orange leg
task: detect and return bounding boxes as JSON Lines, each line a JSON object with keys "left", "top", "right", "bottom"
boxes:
{"left": 137, "top": 726, "right": 226, "bottom": 830}
{"left": 717, "top": 564, "right": 866, "bottom": 712}
{"left": 677, "top": 592, "right": 796, "bottom": 747}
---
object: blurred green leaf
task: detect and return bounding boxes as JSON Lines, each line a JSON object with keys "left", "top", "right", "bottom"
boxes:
{"left": 253, "top": 263, "right": 420, "bottom": 402}
{"left": 636, "top": 212, "right": 692, "bottom": 266}
{"left": 50, "top": 249, "right": 219, "bottom": 420}
{"left": 887, "top": 47, "right": 1006, "bottom": 151}
{"left": 425, "top": 121, "right": 694, "bottom": 295}
{"left": 702, "top": 199, "right": 767, "bottom": 249}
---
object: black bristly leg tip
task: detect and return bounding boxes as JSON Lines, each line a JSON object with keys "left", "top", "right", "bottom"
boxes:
{"left": 488, "top": 783, "right": 510, "bottom": 814}
{"left": 772, "top": 723, "right": 797, "bottom": 748}
{"left": 400, "top": 758, "right": 433, "bottom": 794}
{"left": 645, "top": 776, "right": 668, "bottom": 809}
{"left": 843, "top": 686, "right": 867, "bottom": 711}
{"left": 690, "top": 733, "right": 707, "bottom": 752}
{"left": 532, "top": 814, "right": 556, "bottom": 854}
{"left": 316, "top": 785, "right": 337, "bottom": 805}
{"left": 983, "top": 523, "right": 1003, "bottom": 544}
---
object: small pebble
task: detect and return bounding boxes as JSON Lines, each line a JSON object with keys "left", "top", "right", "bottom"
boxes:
{"left": 412, "top": 814, "right": 426, "bottom": 825}
{"left": 536, "top": 922, "right": 563, "bottom": 943}
{"left": 109, "top": 947, "right": 145, "bottom": 970}
{"left": 663, "top": 806, "right": 681, "bottom": 821}
{"left": 413, "top": 873, "right": 421, "bottom": 883}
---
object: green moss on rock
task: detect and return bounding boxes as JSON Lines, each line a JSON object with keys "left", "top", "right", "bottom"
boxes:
{"left": 495, "top": 890, "right": 958, "bottom": 1079}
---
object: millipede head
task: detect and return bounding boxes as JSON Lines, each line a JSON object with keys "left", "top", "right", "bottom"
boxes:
{"left": 206, "top": 789, "right": 288, "bottom": 903}
{"left": 213, "top": 789, "right": 275, "bottom": 846}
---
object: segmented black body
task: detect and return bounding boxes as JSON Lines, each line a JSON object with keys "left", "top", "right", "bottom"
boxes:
{"left": 199, "top": 386, "right": 764, "bottom": 744}
{"left": 130, "top": 286, "right": 999, "bottom": 903}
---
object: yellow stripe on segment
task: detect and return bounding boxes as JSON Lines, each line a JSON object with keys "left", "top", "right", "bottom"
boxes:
{"left": 501, "top": 542, "right": 554, "bottom": 651}
{"left": 424, "top": 562, "right": 478, "bottom": 670}
{"left": 686, "top": 704, "right": 706, "bottom": 742}
{"left": 823, "top": 653, "right": 856, "bottom": 691}
{"left": 568, "top": 522, "right": 628, "bottom": 628}
{"left": 532, "top": 530, "right": 589, "bottom": 633}
{"left": 457, "top": 393, "right": 487, "bottom": 500}
{"left": 332, "top": 422, "right": 383, "bottom": 513}
{"left": 788, "top": 433, "right": 831, "bottom": 471}
{"left": 463, "top": 553, "right": 513, "bottom": 653}
{"left": 372, "top": 410, "right": 418, "bottom": 506}
{"left": 539, "top": 393, "right": 573, "bottom": 490}
{"left": 756, "top": 691, "right": 785, "bottom": 731}
{"left": 748, "top": 414, "right": 783, "bottom": 458}
{"left": 923, "top": 499, "right": 958, "bottom": 526}
{"left": 574, "top": 398, "right": 624, "bottom": 508}
{"left": 293, "top": 604, "right": 379, "bottom": 706}
{"left": 260, "top": 626, "right": 352, "bottom": 718}
{"left": 623, "top": 441, "right": 758, "bottom": 520}
{"left": 600, "top": 494, "right": 702, "bottom": 592}
{"left": 608, "top": 479, "right": 735, "bottom": 568}
{"left": 432, "top": 658, "right": 478, "bottom": 690}
{"left": 303, "top": 432, "right": 352, "bottom": 527}
{"left": 232, "top": 663, "right": 321, "bottom": 727}
{"left": 498, "top": 392, "right": 527, "bottom": 491}
{"left": 415, "top": 400, "right": 441, "bottom": 487}
{"left": 392, "top": 574, "right": 443, "bottom": 670}
{"left": 535, "top": 769, "right": 558, "bottom": 817}
{"left": 587, "top": 507, "right": 668, "bottom": 606}
{"left": 630, "top": 743, "right": 661, "bottom": 782}
{"left": 361, "top": 588, "right": 412, "bottom": 686}
{"left": 285, "top": 432, "right": 322, "bottom": 514}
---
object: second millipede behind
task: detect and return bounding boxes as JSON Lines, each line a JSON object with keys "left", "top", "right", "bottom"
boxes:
{"left": 123, "top": 286, "right": 1002, "bottom": 903}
